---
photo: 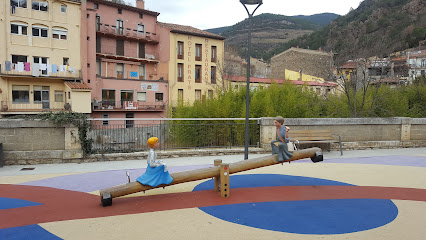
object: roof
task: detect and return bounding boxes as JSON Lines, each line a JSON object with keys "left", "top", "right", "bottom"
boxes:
{"left": 158, "top": 22, "right": 225, "bottom": 40}
{"left": 65, "top": 82, "right": 92, "bottom": 90}
{"left": 271, "top": 47, "right": 333, "bottom": 60}
{"left": 341, "top": 61, "right": 357, "bottom": 69}
{"left": 88, "top": 0, "right": 159, "bottom": 16}
{"left": 226, "top": 76, "right": 337, "bottom": 87}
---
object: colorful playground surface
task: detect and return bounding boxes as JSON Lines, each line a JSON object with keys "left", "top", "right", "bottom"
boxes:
{"left": 1, "top": 148, "right": 426, "bottom": 240}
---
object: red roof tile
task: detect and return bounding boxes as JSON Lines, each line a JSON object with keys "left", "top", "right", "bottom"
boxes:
{"left": 158, "top": 22, "right": 225, "bottom": 40}
{"left": 226, "top": 76, "right": 337, "bottom": 87}
{"left": 65, "top": 82, "right": 91, "bottom": 90}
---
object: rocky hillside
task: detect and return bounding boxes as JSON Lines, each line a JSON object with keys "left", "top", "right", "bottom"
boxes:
{"left": 265, "top": 0, "right": 426, "bottom": 62}
{"left": 205, "top": 13, "right": 339, "bottom": 60}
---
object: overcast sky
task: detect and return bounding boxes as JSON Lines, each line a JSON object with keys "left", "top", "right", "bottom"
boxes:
{"left": 125, "top": 0, "right": 364, "bottom": 30}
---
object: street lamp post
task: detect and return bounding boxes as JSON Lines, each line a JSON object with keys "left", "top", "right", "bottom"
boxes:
{"left": 240, "top": 0, "right": 262, "bottom": 160}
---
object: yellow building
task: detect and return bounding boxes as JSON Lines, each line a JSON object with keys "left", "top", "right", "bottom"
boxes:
{"left": 284, "top": 69, "right": 325, "bottom": 82}
{"left": 0, "top": 0, "right": 91, "bottom": 117}
{"left": 157, "top": 22, "right": 225, "bottom": 108}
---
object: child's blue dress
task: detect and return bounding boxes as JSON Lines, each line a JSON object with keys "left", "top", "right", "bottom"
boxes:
{"left": 136, "top": 148, "right": 173, "bottom": 187}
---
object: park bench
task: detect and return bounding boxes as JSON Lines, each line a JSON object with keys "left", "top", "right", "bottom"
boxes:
{"left": 290, "top": 129, "right": 343, "bottom": 155}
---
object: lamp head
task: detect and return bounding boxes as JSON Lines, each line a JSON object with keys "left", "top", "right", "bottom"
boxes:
{"left": 240, "top": 0, "right": 263, "bottom": 5}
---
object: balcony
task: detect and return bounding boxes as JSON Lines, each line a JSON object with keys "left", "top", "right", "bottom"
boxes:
{"left": 96, "top": 23, "right": 159, "bottom": 43}
{"left": 92, "top": 101, "right": 166, "bottom": 112}
{"left": 95, "top": 52, "right": 159, "bottom": 64}
{"left": 1, "top": 101, "right": 70, "bottom": 113}
{"left": 0, "top": 62, "right": 81, "bottom": 80}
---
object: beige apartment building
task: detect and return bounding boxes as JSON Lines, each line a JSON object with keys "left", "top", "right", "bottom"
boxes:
{"left": 0, "top": 0, "right": 91, "bottom": 117}
{"left": 157, "top": 22, "right": 225, "bottom": 107}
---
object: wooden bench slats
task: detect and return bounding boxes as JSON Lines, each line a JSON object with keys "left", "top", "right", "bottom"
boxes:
{"left": 287, "top": 129, "right": 342, "bottom": 155}
{"left": 291, "top": 130, "right": 331, "bottom": 133}
{"left": 291, "top": 137, "right": 333, "bottom": 141}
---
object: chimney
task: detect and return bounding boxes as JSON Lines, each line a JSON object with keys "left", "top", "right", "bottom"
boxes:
{"left": 318, "top": 47, "right": 322, "bottom": 52}
{"left": 136, "top": 0, "right": 144, "bottom": 9}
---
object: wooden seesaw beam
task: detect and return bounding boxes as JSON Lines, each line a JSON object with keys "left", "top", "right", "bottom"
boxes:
{"left": 99, "top": 147, "right": 323, "bottom": 206}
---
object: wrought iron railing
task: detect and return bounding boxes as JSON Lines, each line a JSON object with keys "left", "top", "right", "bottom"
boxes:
{"left": 88, "top": 118, "right": 261, "bottom": 153}
{"left": 1, "top": 100, "right": 69, "bottom": 112}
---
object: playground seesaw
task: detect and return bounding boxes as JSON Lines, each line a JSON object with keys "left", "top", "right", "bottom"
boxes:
{"left": 99, "top": 147, "right": 323, "bottom": 206}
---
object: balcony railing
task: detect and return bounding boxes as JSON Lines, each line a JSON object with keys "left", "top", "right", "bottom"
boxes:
{"left": 0, "top": 62, "right": 81, "bottom": 79}
{"left": 92, "top": 101, "right": 166, "bottom": 111}
{"left": 96, "top": 70, "right": 165, "bottom": 81}
{"left": 95, "top": 52, "right": 160, "bottom": 64}
{"left": 96, "top": 23, "right": 159, "bottom": 43}
{"left": 1, "top": 101, "right": 69, "bottom": 112}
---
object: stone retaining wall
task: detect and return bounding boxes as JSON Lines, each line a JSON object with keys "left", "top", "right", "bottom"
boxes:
{"left": 1, "top": 117, "right": 425, "bottom": 165}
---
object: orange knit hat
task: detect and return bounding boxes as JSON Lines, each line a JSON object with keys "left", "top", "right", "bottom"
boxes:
{"left": 147, "top": 137, "right": 158, "bottom": 148}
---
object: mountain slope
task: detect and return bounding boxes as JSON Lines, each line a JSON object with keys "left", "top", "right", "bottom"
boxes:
{"left": 265, "top": 0, "right": 426, "bottom": 62}
{"left": 292, "top": 13, "right": 339, "bottom": 26}
{"left": 208, "top": 13, "right": 336, "bottom": 60}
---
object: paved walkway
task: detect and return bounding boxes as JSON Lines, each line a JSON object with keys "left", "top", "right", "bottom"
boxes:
{"left": 1, "top": 147, "right": 426, "bottom": 239}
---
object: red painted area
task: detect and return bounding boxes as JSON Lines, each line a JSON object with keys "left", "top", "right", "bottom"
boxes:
{"left": 1, "top": 184, "right": 426, "bottom": 229}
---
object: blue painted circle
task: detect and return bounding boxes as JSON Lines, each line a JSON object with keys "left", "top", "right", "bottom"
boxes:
{"left": 0, "top": 197, "right": 42, "bottom": 210}
{"left": 194, "top": 175, "right": 398, "bottom": 234}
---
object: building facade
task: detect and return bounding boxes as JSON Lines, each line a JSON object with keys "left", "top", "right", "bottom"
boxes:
{"left": 82, "top": 0, "right": 168, "bottom": 124}
{"left": 271, "top": 47, "right": 334, "bottom": 81}
{"left": 157, "top": 22, "right": 225, "bottom": 107}
{"left": 226, "top": 76, "right": 337, "bottom": 96}
{"left": 0, "top": 0, "right": 91, "bottom": 118}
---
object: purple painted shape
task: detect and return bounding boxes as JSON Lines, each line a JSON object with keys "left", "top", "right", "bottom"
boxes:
{"left": 295, "top": 155, "right": 426, "bottom": 167}
{"left": 19, "top": 164, "right": 212, "bottom": 192}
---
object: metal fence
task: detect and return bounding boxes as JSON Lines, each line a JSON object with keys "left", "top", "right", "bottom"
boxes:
{"left": 89, "top": 118, "right": 261, "bottom": 154}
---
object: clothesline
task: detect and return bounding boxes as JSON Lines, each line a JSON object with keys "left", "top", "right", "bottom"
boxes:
{"left": 3, "top": 61, "right": 76, "bottom": 76}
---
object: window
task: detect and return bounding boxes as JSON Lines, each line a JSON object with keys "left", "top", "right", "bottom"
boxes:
{"left": 102, "top": 90, "right": 115, "bottom": 106}
{"left": 116, "top": 39, "right": 124, "bottom": 56}
{"left": 55, "top": 91, "right": 64, "bottom": 102}
{"left": 138, "top": 65, "right": 145, "bottom": 80}
{"left": 102, "top": 114, "right": 109, "bottom": 125}
{"left": 195, "top": 89, "right": 201, "bottom": 101}
{"left": 96, "top": 59, "right": 101, "bottom": 76}
{"left": 178, "top": 63, "right": 184, "bottom": 82}
{"left": 118, "top": 9, "right": 122, "bottom": 14}
{"left": 52, "top": 29, "right": 67, "bottom": 40}
{"left": 93, "top": 3, "right": 98, "bottom": 9}
{"left": 96, "top": 36, "right": 101, "bottom": 53}
{"left": 178, "top": 89, "right": 183, "bottom": 103}
{"left": 61, "top": 5, "right": 66, "bottom": 13}
{"left": 32, "top": 25, "right": 48, "bottom": 38}
{"left": 139, "top": 13, "right": 143, "bottom": 19}
{"left": 32, "top": 1, "right": 48, "bottom": 11}
{"left": 121, "top": 90, "right": 134, "bottom": 105}
{"left": 125, "top": 113, "right": 134, "bottom": 128}
{"left": 137, "top": 24, "right": 144, "bottom": 35}
{"left": 11, "top": 0, "right": 27, "bottom": 8}
{"left": 116, "top": 19, "right": 124, "bottom": 35}
{"left": 116, "top": 63, "right": 124, "bottom": 78}
{"left": 12, "top": 85, "right": 29, "bottom": 103}
{"left": 33, "top": 56, "right": 48, "bottom": 75}
{"left": 195, "top": 65, "right": 201, "bottom": 83}
{"left": 177, "top": 41, "right": 184, "bottom": 59}
{"left": 12, "top": 55, "right": 27, "bottom": 63}
{"left": 137, "top": 92, "right": 146, "bottom": 102}
{"left": 96, "top": 15, "right": 101, "bottom": 31}
{"left": 211, "top": 46, "right": 217, "bottom": 62}
{"left": 155, "top": 93, "right": 163, "bottom": 102}
{"left": 211, "top": 66, "right": 216, "bottom": 84}
{"left": 138, "top": 42, "right": 145, "bottom": 58}
{"left": 63, "top": 57, "right": 69, "bottom": 66}
{"left": 208, "top": 90, "right": 213, "bottom": 99}
{"left": 195, "top": 44, "right": 202, "bottom": 61}
{"left": 11, "top": 23, "right": 28, "bottom": 35}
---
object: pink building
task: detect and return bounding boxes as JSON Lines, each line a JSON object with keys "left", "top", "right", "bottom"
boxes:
{"left": 81, "top": 0, "right": 168, "bottom": 124}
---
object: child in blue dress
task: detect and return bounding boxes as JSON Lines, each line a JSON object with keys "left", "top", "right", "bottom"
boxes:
{"left": 136, "top": 137, "right": 173, "bottom": 187}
